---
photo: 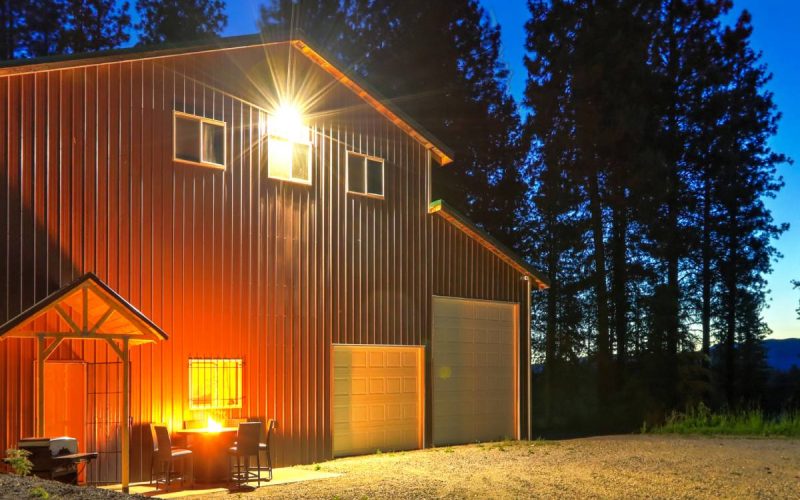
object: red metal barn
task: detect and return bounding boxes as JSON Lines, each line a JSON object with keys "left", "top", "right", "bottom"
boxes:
{"left": 0, "top": 35, "right": 548, "bottom": 486}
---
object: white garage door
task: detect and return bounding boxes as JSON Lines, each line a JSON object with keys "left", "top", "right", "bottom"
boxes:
{"left": 432, "top": 296, "right": 517, "bottom": 446}
{"left": 333, "top": 345, "right": 423, "bottom": 457}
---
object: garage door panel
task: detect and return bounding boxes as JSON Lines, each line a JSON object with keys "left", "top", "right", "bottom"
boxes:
{"left": 433, "top": 297, "right": 517, "bottom": 446}
{"left": 334, "top": 345, "right": 422, "bottom": 457}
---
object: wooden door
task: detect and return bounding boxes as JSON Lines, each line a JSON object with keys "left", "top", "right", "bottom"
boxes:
{"left": 44, "top": 362, "right": 87, "bottom": 482}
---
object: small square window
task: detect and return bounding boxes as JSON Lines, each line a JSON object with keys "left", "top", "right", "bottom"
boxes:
{"left": 348, "top": 152, "right": 384, "bottom": 198}
{"left": 267, "top": 137, "right": 311, "bottom": 183}
{"left": 174, "top": 112, "right": 226, "bottom": 169}
{"left": 189, "top": 358, "right": 242, "bottom": 410}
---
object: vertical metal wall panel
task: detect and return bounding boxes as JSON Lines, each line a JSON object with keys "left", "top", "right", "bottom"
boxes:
{"left": 0, "top": 42, "right": 532, "bottom": 481}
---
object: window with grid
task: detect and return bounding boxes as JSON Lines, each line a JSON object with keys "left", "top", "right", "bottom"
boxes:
{"left": 188, "top": 358, "right": 243, "bottom": 409}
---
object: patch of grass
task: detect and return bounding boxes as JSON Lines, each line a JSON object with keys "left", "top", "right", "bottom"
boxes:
{"left": 29, "top": 486, "right": 50, "bottom": 499}
{"left": 649, "top": 403, "right": 800, "bottom": 438}
{"left": 529, "top": 438, "right": 558, "bottom": 447}
{"left": 315, "top": 464, "right": 322, "bottom": 471}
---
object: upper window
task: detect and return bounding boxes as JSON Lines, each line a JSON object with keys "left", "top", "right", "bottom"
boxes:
{"left": 266, "top": 112, "right": 312, "bottom": 184}
{"left": 189, "top": 358, "right": 243, "bottom": 409}
{"left": 347, "top": 152, "right": 384, "bottom": 197}
{"left": 174, "top": 111, "right": 226, "bottom": 169}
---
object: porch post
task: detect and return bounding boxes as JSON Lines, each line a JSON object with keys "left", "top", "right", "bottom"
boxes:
{"left": 121, "top": 337, "right": 130, "bottom": 493}
{"left": 37, "top": 335, "right": 45, "bottom": 436}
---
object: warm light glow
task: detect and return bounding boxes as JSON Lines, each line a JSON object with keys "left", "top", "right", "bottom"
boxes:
{"left": 188, "top": 358, "right": 243, "bottom": 410}
{"left": 206, "top": 415, "right": 223, "bottom": 432}
{"left": 269, "top": 103, "right": 309, "bottom": 143}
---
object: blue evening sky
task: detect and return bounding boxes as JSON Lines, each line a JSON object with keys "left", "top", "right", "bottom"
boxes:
{"left": 214, "top": 1, "right": 799, "bottom": 339}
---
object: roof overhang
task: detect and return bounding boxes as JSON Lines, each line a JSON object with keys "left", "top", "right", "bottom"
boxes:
{"left": 0, "top": 33, "right": 454, "bottom": 165}
{"left": 428, "top": 200, "right": 549, "bottom": 289}
{"left": 0, "top": 273, "right": 168, "bottom": 345}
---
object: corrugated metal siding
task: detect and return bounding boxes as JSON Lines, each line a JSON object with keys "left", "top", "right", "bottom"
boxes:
{"left": 0, "top": 43, "right": 530, "bottom": 481}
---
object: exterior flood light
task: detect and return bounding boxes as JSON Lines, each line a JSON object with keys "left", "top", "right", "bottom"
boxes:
{"left": 269, "top": 103, "right": 308, "bottom": 143}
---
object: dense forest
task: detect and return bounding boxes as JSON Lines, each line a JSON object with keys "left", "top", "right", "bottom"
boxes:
{"left": 1, "top": 0, "right": 796, "bottom": 431}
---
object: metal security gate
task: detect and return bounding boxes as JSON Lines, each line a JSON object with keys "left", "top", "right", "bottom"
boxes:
{"left": 86, "top": 361, "right": 125, "bottom": 484}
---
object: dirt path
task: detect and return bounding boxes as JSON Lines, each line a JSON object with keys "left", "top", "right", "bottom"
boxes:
{"left": 205, "top": 435, "right": 800, "bottom": 499}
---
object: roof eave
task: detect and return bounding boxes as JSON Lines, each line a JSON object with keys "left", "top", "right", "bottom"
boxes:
{"left": 428, "top": 199, "right": 549, "bottom": 289}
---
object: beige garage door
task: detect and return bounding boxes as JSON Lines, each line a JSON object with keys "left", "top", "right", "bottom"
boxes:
{"left": 432, "top": 296, "right": 517, "bottom": 446}
{"left": 333, "top": 345, "right": 423, "bottom": 457}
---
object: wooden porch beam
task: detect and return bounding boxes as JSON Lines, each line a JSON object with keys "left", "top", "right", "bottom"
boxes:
{"left": 103, "top": 338, "right": 124, "bottom": 359}
{"left": 121, "top": 338, "right": 130, "bottom": 492}
{"left": 89, "top": 307, "right": 115, "bottom": 335}
{"left": 54, "top": 304, "right": 82, "bottom": 334}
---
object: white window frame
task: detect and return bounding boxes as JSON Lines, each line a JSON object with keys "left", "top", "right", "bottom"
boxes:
{"left": 347, "top": 151, "right": 385, "bottom": 199}
{"left": 266, "top": 116, "right": 313, "bottom": 185}
{"left": 173, "top": 110, "right": 227, "bottom": 170}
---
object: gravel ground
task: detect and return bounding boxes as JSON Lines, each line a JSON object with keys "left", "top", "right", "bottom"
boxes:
{"left": 0, "top": 473, "right": 145, "bottom": 499}
{"left": 204, "top": 435, "right": 800, "bottom": 499}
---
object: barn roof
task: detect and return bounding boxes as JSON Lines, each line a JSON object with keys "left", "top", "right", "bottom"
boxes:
{"left": 0, "top": 33, "right": 454, "bottom": 165}
{"left": 0, "top": 273, "right": 168, "bottom": 345}
{"left": 428, "top": 200, "right": 549, "bottom": 289}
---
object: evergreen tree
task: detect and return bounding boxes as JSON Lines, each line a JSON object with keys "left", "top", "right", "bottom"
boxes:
{"left": 18, "top": 0, "right": 65, "bottom": 57}
{"left": 59, "top": 0, "right": 131, "bottom": 53}
{"left": 524, "top": 0, "right": 787, "bottom": 422}
{"left": 136, "top": 0, "right": 227, "bottom": 45}
{"left": 0, "top": 0, "right": 25, "bottom": 60}
{"left": 793, "top": 280, "right": 800, "bottom": 319}
{"left": 6, "top": 0, "right": 129, "bottom": 58}
{"left": 258, "top": 0, "right": 355, "bottom": 60}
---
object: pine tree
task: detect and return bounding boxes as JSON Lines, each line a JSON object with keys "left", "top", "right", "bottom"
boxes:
{"left": 59, "top": 0, "right": 130, "bottom": 53}
{"left": 136, "top": 0, "right": 227, "bottom": 45}
{"left": 712, "top": 10, "right": 787, "bottom": 406}
{"left": 0, "top": 0, "right": 25, "bottom": 59}
{"left": 258, "top": 0, "right": 355, "bottom": 59}
{"left": 7, "top": 0, "right": 130, "bottom": 58}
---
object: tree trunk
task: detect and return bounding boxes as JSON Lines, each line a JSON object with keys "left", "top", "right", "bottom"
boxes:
{"left": 701, "top": 179, "right": 711, "bottom": 358}
{"left": 724, "top": 210, "right": 738, "bottom": 406}
{"left": 611, "top": 179, "right": 628, "bottom": 370}
{"left": 543, "top": 208, "right": 558, "bottom": 425}
{"left": 588, "top": 169, "right": 612, "bottom": 401}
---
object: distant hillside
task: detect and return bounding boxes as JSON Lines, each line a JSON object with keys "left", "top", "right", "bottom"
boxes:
{"left": 532, "top": 338, "right": 800, "bottom": 373}
{"left": 764, "top": 338, "right": 800, "bottom": 372}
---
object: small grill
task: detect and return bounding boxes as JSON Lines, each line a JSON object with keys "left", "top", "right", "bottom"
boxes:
{"left": 15, "top": 437, "right": 98, "bottom": 484}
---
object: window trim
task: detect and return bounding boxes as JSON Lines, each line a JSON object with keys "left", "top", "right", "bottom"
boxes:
{"left": 188, "top": 358, "right": 243, "bottom": 410}
{"left": 173, "top": 110, "right": 227, "bottom": 170}
{"left": 266, "top": 116, "right": 313, "bottom": 186}
{"left": 346, "top": 151, "right": 385, "bottom": 199}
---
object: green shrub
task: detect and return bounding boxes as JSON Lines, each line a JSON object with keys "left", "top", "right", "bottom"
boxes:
{"left": 29, "top": 486, "right": 50, "bottom": 499}
{"left": 649, "top": 403, "right": 800, "bottom": 437}
{"left": 5, "top": 448, "right": 33, "bottom": 476}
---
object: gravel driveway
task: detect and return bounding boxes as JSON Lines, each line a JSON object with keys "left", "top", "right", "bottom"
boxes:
{"left": 206, "top": 435, "right": 800, "bottom": 499}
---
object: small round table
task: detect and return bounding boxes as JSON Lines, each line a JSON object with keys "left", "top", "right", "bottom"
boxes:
{"left": 174, "top": 427, "right": 238, "bottom": 484}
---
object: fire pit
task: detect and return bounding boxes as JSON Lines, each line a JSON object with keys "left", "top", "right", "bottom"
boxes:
{"left": 13, "top": 437, "right": 98, "bottom": 484}
{"left": 174, "top": 418, "right": 237, "bottom": 483}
